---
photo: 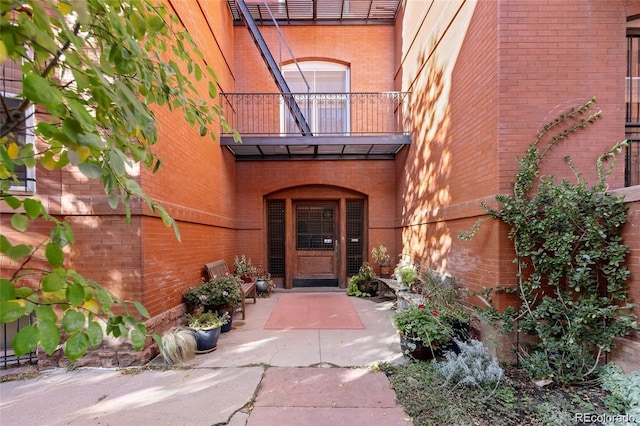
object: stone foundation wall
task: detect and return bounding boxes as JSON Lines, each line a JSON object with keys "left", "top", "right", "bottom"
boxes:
{"left": 37, "top": 304, "right": 185, "bottom": 370}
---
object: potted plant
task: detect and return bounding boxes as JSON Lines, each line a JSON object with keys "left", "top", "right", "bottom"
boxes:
{"left": 392, "top": 302, "right": 470, "bottom": 360}
{"left": 234, "top": 254, "right": 257, "bottom": 283}
{"left": 371, "top": 244, "right": 393, "bottom": 277}
{"left": 395, "top": 264, "right": 419, "bottom": 292}
{"left": 254, "top": 263, "right": 274, "bottom": 296}
{"left": 182, "top": 274, "right": 243, "bottom": 332}
{"left": 347, "top": 263, "right": 379, "bottom": 296}
{"left": 185, "top": 311, "right": 229, "bottom": 353}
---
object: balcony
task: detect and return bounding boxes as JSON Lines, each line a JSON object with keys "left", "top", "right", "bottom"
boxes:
{"left": 220, "top": 92, "right": 411, "bottom": 160}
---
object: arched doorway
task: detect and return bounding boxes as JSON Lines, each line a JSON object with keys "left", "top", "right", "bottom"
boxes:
{"left": 265, "top": 185, "right": 366, "bottom": 288}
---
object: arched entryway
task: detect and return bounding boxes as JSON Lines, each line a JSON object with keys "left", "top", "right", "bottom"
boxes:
{"left": 265, "top": 185, "right": 367, "bottom": 288}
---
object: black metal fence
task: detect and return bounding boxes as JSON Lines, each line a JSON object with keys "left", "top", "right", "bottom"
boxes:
{"left": 220, "top": 92, "right": 411, "bottom": 137}
{"left": 2, "top": 316, "right": 37, "bottom": 369}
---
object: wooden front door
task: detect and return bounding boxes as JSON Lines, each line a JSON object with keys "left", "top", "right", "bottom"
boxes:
{"left": 293, "top": 202, "right": 339, "bottom": 286}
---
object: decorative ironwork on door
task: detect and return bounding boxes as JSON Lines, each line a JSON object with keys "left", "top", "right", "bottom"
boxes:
{"left": 296, "top": 204, "right": 335, "bottom": 250}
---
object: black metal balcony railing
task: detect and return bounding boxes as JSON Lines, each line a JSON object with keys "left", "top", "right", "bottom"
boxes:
{"left": 220, "top": 92, "right": 411, "bottom": 137}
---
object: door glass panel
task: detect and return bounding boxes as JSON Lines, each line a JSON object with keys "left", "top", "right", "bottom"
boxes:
{"left": 296, "top": 204, "right": 335, "bottom": 250}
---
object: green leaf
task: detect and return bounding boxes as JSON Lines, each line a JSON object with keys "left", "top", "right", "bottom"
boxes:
{"left": 130, "top": 11, "right": 147, "bottom": 38}
{"left": 23, "top": 198, "right": 43, "bottom": 219}
{"left": 37, "top": 319, "right": 61, "bottom": 355}
{"left": 107, "top": 194, "right": 119, "bottom": 209}
{"left": 78, "top": 162, "right": 103, "bottom": 179}
{"left": 15, "top": 286, "right": 34, "bottom": 299}
{"left": 67, "top": 99, "right": 96, "bottom": 131}
{"left": 11, "top": 213, "right": 29, "bottom": 232}
{"left": 130, "top": 327, "right": 146, "bottom": 351}
{"left": 96, "top": 287, "right": 113, "bottom": 313}
{"left": 132, "top": 300, "right": 150, "bottom": 319}
{"left": 12, "top": 325, "right": 39, "bottom": 356}
{"left": 62, "top": 310, "right": 85, "bottom": 333}
{"left": 50, "top": 222, "right": 75, "bottom": 247}
{"left": 76, "top": 132, "right": 105, "bottom": 148}
{"left": 6, "top": 244, "right": 33, "bottom": 261}
{"left": 208, "top": 81, "right": 217, "bottom": 98}
{"left": 64, "top": 332, "right": 89, "bottom": 360}
{"left": 42, "top": 271, "right": 66, "bottom": 292}
{"left": 3, "top": 195, "right": 22, "bottom": 209}
{"left": 107, "top": 149, "right": 127, "bottom": 176}
{"left": 66, "top": 282, "right": 85, "bottom": 307}
{"left": 152, "top": 332, "right": 164, "bottom": 354}
{"left": 0, "top": 300, "right": 26, "bottom": 323}
{"left": 0, "top": 279, "right": 16, "bottom": 302}
{"left": 0, "top": 235, "right": 9, "bottom": 253}
{"left": 45, "top": 242, "right": 64, "bottom": 266}
{"left": 35, "top": 305, "right": 58, "bottom": 323}
{"left": 145, "top": 14, "right": 165, "bottom": 33}
{"left": 23, "top": 73, "right": 63, "bottom": 107}
{"left": 87, "top": 321, "right": 103, "bottom": 348}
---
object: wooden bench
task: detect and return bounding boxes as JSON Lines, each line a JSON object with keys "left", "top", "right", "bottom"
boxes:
{"left": 203, "top": 260, "right": 257, "bottom": 320}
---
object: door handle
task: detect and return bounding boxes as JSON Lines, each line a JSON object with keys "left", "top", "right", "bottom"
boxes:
{"left": 334, "top": 239, "right": 339, "bottom": 259}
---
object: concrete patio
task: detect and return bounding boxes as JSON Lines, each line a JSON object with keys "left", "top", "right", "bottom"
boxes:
{"left": 0, "top": 291, "right": 413, "bottom": 425}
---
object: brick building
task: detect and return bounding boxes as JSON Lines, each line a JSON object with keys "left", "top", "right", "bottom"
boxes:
{"left": 2, "top": 0, "right": 639, "bottom": 370}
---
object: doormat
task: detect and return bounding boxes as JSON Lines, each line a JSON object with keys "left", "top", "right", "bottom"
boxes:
{"left": 293, "top": 278, "right": 339, "bottom": 287}
{"left": 264, "top": 294, "right": 365, "bottom": 330}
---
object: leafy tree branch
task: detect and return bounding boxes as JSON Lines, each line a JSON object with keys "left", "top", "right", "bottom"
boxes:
{"left": 459, "top": 98, "right": 637, "bottom": 384}
{"left": 0, "top": 0, "right": 237, "bottom": 360}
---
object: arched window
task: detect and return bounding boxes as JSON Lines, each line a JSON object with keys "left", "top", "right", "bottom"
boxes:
{"left": 281, "top": 61, "right": 350, "bottom": 135}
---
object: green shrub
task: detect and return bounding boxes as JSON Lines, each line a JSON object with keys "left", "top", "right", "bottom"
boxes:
{"left": 461, "top": 98, "right": 638, "bottom": 384}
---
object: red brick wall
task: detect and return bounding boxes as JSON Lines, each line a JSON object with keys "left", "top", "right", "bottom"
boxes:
{"left": 235, "top": 160, "right": 397, "bottom": 280}
{"left": 395, "top": 0, "right": 631, "bottom": 292}
{"left": 394, "top": 0, "right": 504, "bottom": 296}
{"left": 497, "top": 0, "right": 626, "bottom": 191}
{"left": 0, "top": 0, "right": 239, "bottom": 318}
{"left": 394, "top": 0, "right": 638, "bottom": 368}
{"left": 234, "top": 25, "right": 395, "bottom": 93}
{"left": 135, "top": 0, "right": 239, "bottom": 316}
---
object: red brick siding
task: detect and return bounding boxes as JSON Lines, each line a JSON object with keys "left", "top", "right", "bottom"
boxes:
{"left": 234, "top": 25, "right": 395, "bottom": 93}
{"left": 497, "top": 0, "right": 626, "bottom": 192}
{"left": 395, "top": 0, "right": 632, "bottom": 306}
{"left": 235, "top": 160, "right": 396, "bottom": 272}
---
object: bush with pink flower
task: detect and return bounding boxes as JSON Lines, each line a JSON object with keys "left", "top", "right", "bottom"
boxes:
{"left": 182, "top": 273, "right": 243, "bottom": 309}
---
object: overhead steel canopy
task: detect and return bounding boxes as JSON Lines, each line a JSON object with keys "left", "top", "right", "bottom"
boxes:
{"left": 226, "top": 0, "right": 403, "bottom": 25}
{"left": 220, "top": 135, "right": 410, "bottom": 160}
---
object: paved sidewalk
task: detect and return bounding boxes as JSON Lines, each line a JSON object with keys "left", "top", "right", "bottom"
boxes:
{"left": 0, "top": 292, "right": 413, "bottom": 425}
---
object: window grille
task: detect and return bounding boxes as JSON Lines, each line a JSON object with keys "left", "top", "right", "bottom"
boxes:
{"left": 346, "top": 200, "right": 364, "bottom": 275}
{"left": 296, "top": 204, "right": 335, "bottom": 250}
{"left": 267, "top": 200, "right": 285, "bottom": 276}
{"left": 627, "top": 33, "right": 640, "bottom": 187}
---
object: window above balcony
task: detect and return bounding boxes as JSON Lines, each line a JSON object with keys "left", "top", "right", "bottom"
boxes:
{"left": 226, "top": 0, "right": 403, "bottom": 26}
